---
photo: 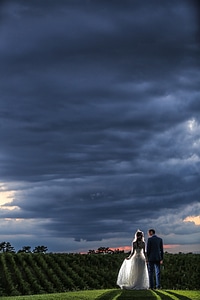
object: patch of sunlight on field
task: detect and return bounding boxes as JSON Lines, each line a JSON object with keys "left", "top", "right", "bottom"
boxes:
{"left": 0, "top": 290, "right": 105, "bottom": 300}
{"left": 166, "top": 290, "right": 200, "bottom": 300}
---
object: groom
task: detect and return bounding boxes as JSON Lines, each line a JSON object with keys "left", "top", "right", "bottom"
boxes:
{"left": 146, "top": 229, "right": 163, "bottom": 289}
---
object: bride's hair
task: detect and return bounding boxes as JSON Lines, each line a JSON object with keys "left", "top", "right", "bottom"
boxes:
{"left": 133, "top": 229, "right": 144, "bottom": 242}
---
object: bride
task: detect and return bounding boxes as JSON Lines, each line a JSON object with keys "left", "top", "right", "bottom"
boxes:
{"left": 117, "top": 230, "right": 149, "bottom": 290}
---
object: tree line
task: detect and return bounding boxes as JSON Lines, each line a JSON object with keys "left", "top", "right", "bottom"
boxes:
{"left": 0, "top": 242, "right": 48, "bottom": 254}
{"left": 88, "top": 247, "right": 125, "bottom": 254}
{"left": 0, "top": 243, "right": 123, "bottom": 255}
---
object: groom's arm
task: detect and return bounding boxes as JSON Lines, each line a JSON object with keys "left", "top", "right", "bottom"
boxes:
{"left": 160, "top": 238, "right": 164, "bottom": 263}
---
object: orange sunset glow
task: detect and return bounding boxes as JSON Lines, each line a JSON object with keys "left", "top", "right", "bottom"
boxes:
{"left": 110, "top": 246, "right": 131, "bottom": 252}
{"left": 183, "top": 216, "right": 200, "bottom": 225}
{"left": 0, "top": 189, "right": 17, "bottom": 210}
{"left": 0, "top": 189, "right": 14, "bottom": 205}
{"left": 112, "top": 244, "right": 180, "bottom": 253}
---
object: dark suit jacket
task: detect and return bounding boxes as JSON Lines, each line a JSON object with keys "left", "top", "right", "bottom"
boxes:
{"left": 147, "top": 235, "right": 163, "bottom": 262}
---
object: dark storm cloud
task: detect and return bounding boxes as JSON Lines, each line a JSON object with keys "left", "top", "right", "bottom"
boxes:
{"left": 0, "top": 0, "right": 200, "bottom": 252}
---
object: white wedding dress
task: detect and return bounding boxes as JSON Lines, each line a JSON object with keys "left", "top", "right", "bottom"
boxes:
{"left": 117, "top": 241, "right": 149, "bottom": 290}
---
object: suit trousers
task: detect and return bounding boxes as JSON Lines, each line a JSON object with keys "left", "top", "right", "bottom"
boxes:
{"left": 148, "top": 261, "right": 161, "bottom": 289}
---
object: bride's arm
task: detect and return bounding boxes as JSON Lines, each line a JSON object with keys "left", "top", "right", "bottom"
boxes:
{"left": 143, "top": 242, "right": 147, "bottom": 261}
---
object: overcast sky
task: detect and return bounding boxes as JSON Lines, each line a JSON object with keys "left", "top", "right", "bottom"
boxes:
{"left": 0, "top": 0, "right": 200, "bottom": 254}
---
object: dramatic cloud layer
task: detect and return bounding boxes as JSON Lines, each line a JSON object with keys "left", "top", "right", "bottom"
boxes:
{"left": 0, "top": 0, "right": 200, "bottom": 253}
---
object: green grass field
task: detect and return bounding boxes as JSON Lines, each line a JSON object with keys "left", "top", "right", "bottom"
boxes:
{"left": 0, "top": 289, "right": 199, "bottom": 300}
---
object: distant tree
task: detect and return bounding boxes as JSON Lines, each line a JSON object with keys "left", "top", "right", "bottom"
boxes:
{"left": 113, "top": 248, "right": 124, "bottom": 254}
{"left": 88, "top": 247, "right": 124, "bottom": 254}
{"left": 5, "top": 242, "right": 15, "bottom": 253}
{"left": 0, "top": 242, "right": 15, "bottom": 253}
{"left": 0, "top": 241, "right": 6, "bottom": 253}
{"left": 88, "top": 249, "right": 96, "bottom": 254}
{"left": 33, "top": 245, "right": 48, "bottom": 253}
{"left": 18, "top": 246, "right": 32, "bottom": 253}
{"left": 96, "top": 247, "right": 114, "bottom": 254}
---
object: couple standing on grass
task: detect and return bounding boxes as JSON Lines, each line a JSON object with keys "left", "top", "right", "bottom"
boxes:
{"left": 117, "top": 229, "right": 163, "bottom": 290}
